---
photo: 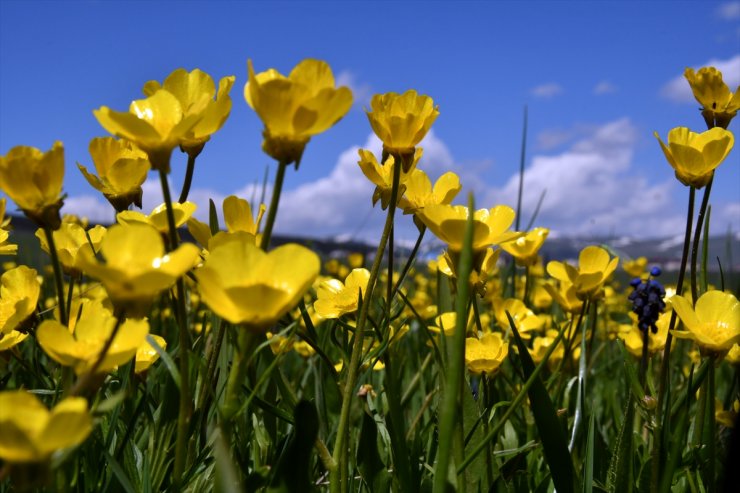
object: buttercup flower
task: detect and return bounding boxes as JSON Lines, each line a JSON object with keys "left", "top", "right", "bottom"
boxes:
{"left": 143, "top": 68, "right": 235, "bottom": 156}
{"left": 618, "top": 311, "right": 671, "bottom": 357}
{"left": 366, "top": 90, "right": 439, "bottom": 162}
{"left": 500, "top": 227, "right": 549, "bottom": 266}
{"left": 398, "top": 169, "right": 462, "bottom": 215}
{"left": 117, "top": 201, "right": 197, "bottom": 234}
{"left": 357, "top": 148, "right": 422, "bottom": 209}
{"left": 622, "top": 256, "right": 648, "bottom": 278}
{"left": 419, "top": 204, "right": 519, "bottom": 252}
{"left": 654, "top": 127, "right": 734, "bottom": 188}
{"left": 494, "top": 298, "right": 543, "bottom": 338}
{"left": 465, "top": 333, "right": 508, "bottom": 375}
{"left": 245, "top": 59, "right": 352, "bottom": 165}
{"left": 35, "top": 222, "right": 106, "bottom": 277}
{"left": 0, "top": 266, "right": 40, "bottom": 335}
{"left": 314, "top": 268, "right": 370, "bottom": 319}
{"left": 671, "top": 290, "right": 740, "bottom": 354}
{"left": 0, "top": 142, "right": 64, "bottom": 229}
{"left": 547, "top": 245, "right": 618, "bottom": 301}
{"left": 77, "top": 223, "right": 200, "bottom": 317}
{"left": 77, "top": 137, "right": 150, "bottom": 212}
{"left": 195, "top": 232, "right": 320, "bottom": 330}
{"left": 0, "top": 391, "right": 92, "bottom": 463}
{"left": 0, "top": 329, "right": 28, "bottom": 351}
{"left": 684, "top": 66, "right": 740, "bottom": 128}
{"left": 37, "top": 299, "right": 149, "bottom": 375}
{"left": 0, "top": 199, "right": 17, "bottom": 255}
{"left": 135, "top": 334, "right": 166, "bottom": 373}
{"left": 187, "top": 195, "right": 265, "bottom": 250}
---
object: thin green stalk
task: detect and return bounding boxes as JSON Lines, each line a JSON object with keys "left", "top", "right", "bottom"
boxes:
{"left": 43, "top": 226, "right": 67, "bottom": 325}
{"left": 706, "top": 355, "right": 716, "bottom": 493}
{"left": 69, "top": 312, "right": 125, "bottom": 396}
{"left": 330, "top": 155, "right": 402, "bottom": 493}
{"left": 196, "top": 317, "right": 225, "bottom": 412}
{"left": 222, "top": 329, "right": 257, "bottom": 422}
{"left": 178, "top": 153, "right": 197, "bottom": 203}
{"left": 390, "top": 225, "right": 426, "bottom": 301}
{"left": 260, "top": 159, "right": 290, "bottom": 250}
{"left": 690, "top": 178, "right": 713, "bottom": 304}
{"left": 514, "top": 105, "right": 528, "bottom": 231}
{"left": 433, "top": 193, "right": 475, "bottom": 493}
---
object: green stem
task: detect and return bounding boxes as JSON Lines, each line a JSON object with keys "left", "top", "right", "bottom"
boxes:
{"left": 222, "top": 329, "right": 257, "bottom": 422}
{"left": 690, "top": 178, "right": 713, "bottom": 304}
{"left": 706, "top": 355, "right": 717, "bottom": 493}
{"left": 329, "top": 154, "right": 402, "bottom": 493}
{"left": 44, "top": 226, "right": 67, "bottom": 325}
{"left": 69, "top": 311, "right": 125, "bottom": 396}
{"left": 390, "top": 225, "right": 426, "bottom": 302}
{"left": 260, "top": 160, "right": 289, "bottom": 250}
{"left": 178, "top": 153, "right": 197, "bottom": 204}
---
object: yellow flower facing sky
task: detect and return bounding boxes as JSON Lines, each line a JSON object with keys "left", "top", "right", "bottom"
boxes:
{"left": 77, "top": 137, "right": 150, "bottom": 212}
{"left": 0, "top": 141, "right": 65, "bottom": 229}
{"left": 0, "top": 391, "right": 92, "bottom": 463}
{"left": 500, "top": 227, "right": 549, "bottom": 266}
{"left": 684, "top": 66, "right": 740, "bottom": 128}
{"left": 314, "top": 268, "right": 370, "bottom": 319}
{"left": 419, "top": 204, "right": 519, "bottom": 252}
{"left": 245, "top": 59, "right": 353, "bottom": 165}
{"left": 654, "top": 127, "right": 734, "bottom": 188}
{"left": 195, "top": 232, "right": 320, "bottom": 330}
{"left": 547, "top": 245, "right": 618, "bottom": 301}
{"left": 465, "top": 332, "right": 508, "bottom": 375}
{"left": 398, "top": 169, "right": 462, "bottom": 216}
{"left": 671, "top": 290, "right": 740, "bottom": 354}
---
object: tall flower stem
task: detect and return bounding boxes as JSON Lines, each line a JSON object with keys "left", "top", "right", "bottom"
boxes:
{"left": 390, "top": 225, "right": 426, "bottom": 301}
{"left": 330, "top": 155, "right": 402, "bottom": 493}
{"left": 178, "top": 153, "right": 198, "bottom": 203}
{"left": 651, "top": 186, "right": 695, "bottom": 492}
{"left": 43, "top": 226, "right": 67, "bottom": 326}
{"left": 706, "top": 355, "right": 717, "bottom": 493}
{"left": 690, "top": 178, "right": 713, "bottom": 304}
{"left": 260, "top": 159, "right": 291, "bottom": 250}
{"left": 69, "top": 311, "right": 125, "bottom": 396}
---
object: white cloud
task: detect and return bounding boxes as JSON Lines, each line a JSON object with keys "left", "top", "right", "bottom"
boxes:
{"left": 661, "top": 54, "right": 740, "bottom": 103}
{"left": 63, "top": 195, "right": 115, "bottom": 224}
{"left": 593, "top": 80, "right": 617, "bottom": 95}
{"left": 716, "top": 2, "right": 740, "bottom": 20}
{"left": 530, "top": 83, "right": 563, "bottom": 99}
{"left": 335, "top": 70, "right": 373, "bottom": 108}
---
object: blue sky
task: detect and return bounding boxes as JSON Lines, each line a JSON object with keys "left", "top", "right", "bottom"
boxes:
{"left": 1, "top": 0, "right": 739, "bottom": 244}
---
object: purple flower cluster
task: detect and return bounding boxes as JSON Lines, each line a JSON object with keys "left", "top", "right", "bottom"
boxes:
{"left": 628, "top": 267, "right": 666, "bottom": 334}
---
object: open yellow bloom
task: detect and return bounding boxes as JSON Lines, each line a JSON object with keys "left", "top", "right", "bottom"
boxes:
{"left": 0, "top": 391, "right": 92, "bottom": 463}
{"left": 366, "top": 90, "right": 439, "bottom": 157}
{"left": 357, "top": 148, "right": 421, "bottom": 209}
{"left": 671, "top": 290, "right": 740, "bottom": 354}
{"left": 465, "top": 333, "right": 508, "bottom": 375}
{"left": 398, "top": 169, "right": 462, "bottom": 215}
{"left": 77, "top": 224, "right": 200, "bottom": 317}
{"left": 684, "top": 66, "right": 740, "bottom": 128}
{"left": 654, "top": 127, "right": 734, "bottom": 188}
{"left": 500, "top": 227, "right": 549, "bottom": 266}
{"left": 37, "top": 299, "right": 149, "bottom": 375}
{"left": 494, "top": 298, "right": 543, "bottom": 339}
{"left": 245, "top": 59, "right": 352, "bottom": 165}
{"left": 35, "top": 222, "right": 106, "bottom": 277}
{"left": 547, "top": 246, "right": 618, "bottom": 301}
{"left": 618, "top": 311, "right": 671, "bottom": 357}
{"left": 195, "top": 232, "right": 320, "bottom": 330}
{"left": 622, "top": 256, "right": 648, "bottom": 278}
{"left": 187, "top": 195, "right": 265, "bottom": 249}
{"left": 0, "top": 266, "right": 40, "bottom": 335}
{"left": 117, "top": 201, "right": 197, "bottom": 233}
{"left": 0, "top": 199, "right": 17, "bottom": 255}
{"left": 143, "top": 68, "right": 235, "bottom": 155}
{"left": 419, "top": 204, "right": 519, "bottom": 252}
{"left": 0, "top": 329, "right": 28, "bottom": 351}
{"left": 314, "top": 268, "right": 370, "bottom": 319}
{"left": 0, "top": 142, "right": 64, "bottom": 229}
{"left": 77, "top": 137, "right": 150, "bottom": 212}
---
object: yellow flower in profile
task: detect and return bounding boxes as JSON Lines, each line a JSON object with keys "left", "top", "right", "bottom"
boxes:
{"left": 187, "top": 195, "right": 265, "bottom": 249}
{"left": 0, "top": 266, "right": 40, "bottom": 335}
{"left": 366, "top": 90, "right": 439, "bottom": 157}
{"left": 117, "top": 201, "right": 197, "bottom": 233}
{"left": 357, "top": 148, "right": 422, "bottom": 209}
{"left": 618, "top": 311, "right": 671, "bottom": 357}
{"left": 684, "top": 66, "right": 740, "bottom": 128}
{"left": 500, "top": 227, "right": 549, "bottom": 266}
{"left": 398, "top": 169, "right": 462, "bottom": 215}
{"left": 143, "top": 68, "right": 235, "bottom": 155}
{"left": 0, "top": 329, "right": 28, "bottom": 351}
{"left": 671, "top": 290, "right": 740, "bottom": 354}
{"left": 37, "top": 299, "right": 149, "bottom": 375}
{"left": 438, "top": 247, "right": 500, "bottom": 296}
{"left": 547, "top": 245, "right": 619, "bottom": 301}
{"left": 654, "top": 127, "right": 734, "bottom": 188}
{"left": 245, "top": 59, "right": 353, "bottom": 165}
{"left": 0, "top": 199, "right": 17, "bottom": 255}
{"left": 494, "top": 298, "right": 543, "bottom": 339}
{"left": 35, "top": 222, "right": 106, "bottom": 277}
{"left": 622, "top": 256, "right": 648, "bottom": 278}
{"left": 465, "top": 333, "right": 508, "bottom": 375}
{"left": 419, "top": 204, "right": 519, "bottom": 252}
{"left": 543, "top": 280, "right": 584, "bottom": 314}
{"left": 0, "top": 390, "right": 92, "bottom": 463}
{"left": 195, "top": 232, "right": 320, "bottom": 330}
{"left": 135, "top": 334, "right": 166, "bottom": 374}
{"left": 0, "top": 141, "right": 64, "bottom": 229}
{"left": 314, "top": 268, "right": 370, "bottom": 319}
{"left": 77, "top": 223, "right": 200, "bottom": 317}
{"left": 77, "top": 137, "right": 150, "bottom": 212}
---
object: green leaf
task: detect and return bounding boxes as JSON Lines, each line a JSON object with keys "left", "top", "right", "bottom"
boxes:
{"left": 146, "top": 334, "right": 181, "bottom": 390}
{"left": 606, "top": 395, "right": 635, "bottom": 493}
{"left": 269, "top": 400, "right": 320, "bottom": 493}
{"left": 583, "top": 414, "right": 595, "bottom": 493}
{"left": 104, "top": 449, "right": 137, "bottom": 493}
{"left": 358, "top": 407, "right": 391, "bottom": 492}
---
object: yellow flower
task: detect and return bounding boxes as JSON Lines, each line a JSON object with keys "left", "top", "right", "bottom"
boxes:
{"left": 547, "top": 246, "right": 618, "bottom": 301}
{"left": 37, "top": 299, "right": 149, "bottom": 375}
{"left": 465, "top": 333, "right": 508, "bottom": 375}
{"left": 35, "top": 222, "right": 106, "bottom": 277}
{"left": 143, "top": 68, "right": 235, "bottom": 155}
{"left": 494, "top": 298, "right": 543, "bottom": 339}
{"left": 500, "top": 227, "right": 549, "bottom": 266}
{"left": 0, "top": 391, "right": 92, "bottom": 463}
{"left": 671, "top": 290, "right": 740, "bottom": 354}
{"left": 398, "top": 169, "right": 462, "bottom": 215}
{"left": 0, "top": 329, "right": 28, "bottom": 351}
{"left": 420, "top": 204, "right": 518, "bottom": 252}
{"left": 543, "top": 280, "right": 583, "bottom": 314}
{"left": 195, "top": 232, "right": 320, "bottom": 330}
{"left": 117, "top": 201, "right": 197, "bottom": 233}
{"left": 654, "top": 127, "right": 734, "bottom": 188}
{"left": 684, "top": 66, "right": 740, "bottom": 128}
{"left": 187, "top": 195, "right": 265, "bottom": 250}
{"left": 347, "top": 252, "right": 364, "bottom": 269}
{"left": 622, "top": 256, "right": 648, "bottom": 278}
{"left": 77, "top": 137, "right": 150, "bottom": 212}
{"left": 618, "top": 311, "right": 671, "bottom": 357}
{"left": 245, "top": 59, "right": 353, "bottom": 165}
{"left": 0, "top": 142, "right": 64, "bottom": 229}
{"left": 135, "top": 334, "right": 166, "bottom": 374}
{"left": 438, "top": 247, "right": 500, "bottom": 296}
{"left": 357, "top": 148, "right": 421, "bottom": 209}
{"left": 77, "top": 223, "right": 200, "bottom": 317}
{"left": 314, "top": 268, "right": 370, "bottom": 319}
{"left": 0, "top": 199, "right": 17, "bottom": 255}
{"left": 728, "top": 344, "right": 740, "bottom": 365}
{"left": 366, "top": 90, "right": 439, "bottom": 158}
{"left": 0, "top": 266, "right": 40, "bottom": 335}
